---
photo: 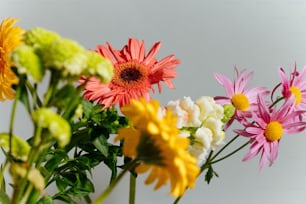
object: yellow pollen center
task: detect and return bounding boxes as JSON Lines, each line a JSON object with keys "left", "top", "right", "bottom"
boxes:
{"left": 289, "top": 86, "right": 302, "bottom": 105}
{"left": 264, "top": 121, "right": 283, "bottom": 141}
{"left": 231, "top": 94, "right": 249, "bottom": 111}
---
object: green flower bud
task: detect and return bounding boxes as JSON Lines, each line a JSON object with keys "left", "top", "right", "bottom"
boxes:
{"left": 222, "top": 104, "right": 235, "bottom": 123}
{"left": 24, "top": 27, "right": 60, "bottom": 50}
{"left": 32, "top": 108, "right": 71, "bottom": 147}
{"left": 85, "top": 51, "right": 114, "bottom": 83}
{"left": 10, "top": 163, "right": 45, "bottom": 193}
{"left": 11, "top": 44, "right": 44, "bottom": 82}
{"left": 44, "top": 38, "right": 87, "bottom": 77}
{"left": 73, "top": 104, "right": 83, "bottom": 119}
{"left": 0, "top": 133, "right": 30, "bottom": 161}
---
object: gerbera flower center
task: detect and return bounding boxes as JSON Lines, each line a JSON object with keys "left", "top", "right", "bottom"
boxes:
{"left": 289, "top": 86, "right": 302, "bottom": 105}
{"left": 113, "top": 62, "right": 148, "bottom": 87}
{"left": 231, "top": 94, "right": 249, "bottom": 111}
{"left": 264, "top": 121, "right": 283, "bottom": 142}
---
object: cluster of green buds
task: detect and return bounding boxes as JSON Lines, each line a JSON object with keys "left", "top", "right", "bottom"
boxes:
{"left": 11, "top": 27, "right": 113, "bottom": 82}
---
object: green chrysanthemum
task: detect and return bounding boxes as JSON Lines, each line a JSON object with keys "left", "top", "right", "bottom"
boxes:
{"left": 0, "top": 133, "right": 30, "bottom": 161}
{"left": 10, "top": 163, "right": 45, "bottom": 192}
{"left": 24, "top": 27, "right": 60, "bottom": 51}
{"left": 32, "top": 108, "right": 71, "bottom": 147}
{"left": 85, "top": 51, "right": 113, "bottom": 83}
{"left": 11, "top": 44, "right": 44, "bottom": 82}
{"left": 44, "top": 38, "right": 87, "bottom": 77}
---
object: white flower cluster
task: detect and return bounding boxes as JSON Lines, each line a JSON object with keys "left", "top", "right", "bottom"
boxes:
{"left": 166, "top": 96, "right": 225, "bottom": 164}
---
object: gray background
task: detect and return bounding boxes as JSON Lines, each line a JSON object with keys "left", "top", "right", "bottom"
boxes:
{"left": 1, "top": 0, "right": 306, "bottom": 204}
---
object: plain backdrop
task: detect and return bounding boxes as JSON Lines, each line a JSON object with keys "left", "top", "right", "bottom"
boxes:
{"left": 1, "top": 1, "right": 306, "bottom": 204}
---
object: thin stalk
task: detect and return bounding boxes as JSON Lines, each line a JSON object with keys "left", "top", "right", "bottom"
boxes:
{"left": 211, "top": 141, "right": 249, "bottom": 164}
{"left": 19, "top": 185, "right": 33, "bottom": 204}
{"left": 129, "top": 173, "right": 136, "bottom": 204}
{"left": 0, "top": 159, "right": 8, "bottom": 190}
{"left": 8, "top": 83, "right": 22, "bottom": 158}
{"left": 26, "top": 81, "right": 42, "bottom": 108}
{"left": 210, "top": 134, "right": 239, "bottom": 161}
{"left": 43, "top": 71, "right": 60, "bottom": 107}
{"left": 92, "top": 159, "right": 139, "bottom": 204}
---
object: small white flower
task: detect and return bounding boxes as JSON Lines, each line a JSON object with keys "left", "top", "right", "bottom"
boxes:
{"left": 166, "top": 99, "right": 187, "bottom": 128}
{"left": 196, "top": 96, "right": 224, "bottom": 121}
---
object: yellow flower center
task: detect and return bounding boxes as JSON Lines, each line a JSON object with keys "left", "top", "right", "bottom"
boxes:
{"left": 113, "top": 61, "right": 148, "bottom": 87}
{"left": 264, "top": 121, "right": 283, "bottom": 141}
{"left": 231, "top": 94, "right": 249, "bottom": 111}
{"left": 289, "top": 86, "right": 302, "bottom": 105}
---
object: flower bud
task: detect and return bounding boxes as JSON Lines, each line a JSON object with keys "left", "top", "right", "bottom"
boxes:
{"left": 0, "top": 133, "right": 30, "bottom": 161}
{"left": 11, "top": 44, "right": 44, "bottom": 82}
{"left": 10, "top": 163, "right": 45, "bottom": 193}
{"left": 222, "top": 104, "right": 235, "bottom": 123}
{"left": 84, "top": 51, "right": 114, "bottom": 83}
{"left": 24, "top": 27, "right": 60, "bottom": 50}
{"left": 32, "top": 108, "right": 71, "bottom": 147}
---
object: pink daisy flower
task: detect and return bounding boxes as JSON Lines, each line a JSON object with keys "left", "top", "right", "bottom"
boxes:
{"left": 278, "top": 65, "right": 306, "bottom": 118}
{"left": 214, "top": 67, "right": 269, "bottom": 128}
{"left": 235, "top": 95, "right": 306, "bottom": 170}
{"left": 80, "top": 38, "right": 180, "bottom": 108}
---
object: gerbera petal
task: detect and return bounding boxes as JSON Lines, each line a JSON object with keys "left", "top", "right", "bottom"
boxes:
{"left": 143, "top": 41, "right": 161, "bottom": 66}
{"left": 129, "top": 38, "right": 140, "bottom": 60}
{"left": 138, "top": 40, "right": 145, "bottom": 61}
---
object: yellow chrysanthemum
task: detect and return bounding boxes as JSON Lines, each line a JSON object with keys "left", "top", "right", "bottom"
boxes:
{"left": 0, "top": 17, "right": 25, "bottom": 101}
{"left": 116, "top": 98, "right": 200, "bottom": 198}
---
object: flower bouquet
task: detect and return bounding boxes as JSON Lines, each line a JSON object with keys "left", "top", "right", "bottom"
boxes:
{"left": 0, "top": 17, "right": 305, "bottom": 204}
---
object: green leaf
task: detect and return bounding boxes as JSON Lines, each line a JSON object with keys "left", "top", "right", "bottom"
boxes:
{"left": 93, "top": 136, "right": 109, "bottom": 157}
{"left": 53, "top": 193, "right": 76, "bottom": 204}
{"left": 205, "top": 165, "right": 214, "bottom": 184}
{"left": 36, "top": 196, "right": 54, "bottom": 204}
{"left": 45, "top": 150, "right": 68, "bottom": 173}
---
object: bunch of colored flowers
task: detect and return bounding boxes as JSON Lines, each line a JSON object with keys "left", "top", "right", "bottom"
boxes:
{"left": 1, "top": 16, "right": 306, "bottom": 204}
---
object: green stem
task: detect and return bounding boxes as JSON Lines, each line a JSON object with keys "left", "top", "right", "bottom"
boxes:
{"left": 19, "top": 184, "right": 33, "bottom": 204}
{"left": 200, "top": 150, "right": 214, "bottom": 172}
{"left": 0, "top": 159, "right": 8, "bottom": 190}
{"left": 8, "top": 83, "right": 22, "bottom": 158}
{"left": 210, "top": 134, "right": 239, "bottom": 161}
{"left": 43, "top": 71, "right": 60, "bottom": 107}
{"left": 129, "top": 173, "right": 136, "bottom": 204}
{"left": 92, "top": 159, "right": 139, "bottom": 204}
{"left": 211, "top": 141, "right": 249, "bottom": 164}
{"left": 26, "top": 81, "right": 42, "bottom": 108}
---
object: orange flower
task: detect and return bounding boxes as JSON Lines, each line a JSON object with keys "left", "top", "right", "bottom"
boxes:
{"left": 0, "top": 17, "right": 24, "bottom": 101}
{"left": 80, "top": 38, "right": 180, "bottom": 108}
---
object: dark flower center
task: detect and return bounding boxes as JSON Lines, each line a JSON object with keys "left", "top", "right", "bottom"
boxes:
{"left": 113, "top": 62, "right": 148, "bottom": 87}
{"left": 120, "top": 67, "right": 142, "bottom": 82}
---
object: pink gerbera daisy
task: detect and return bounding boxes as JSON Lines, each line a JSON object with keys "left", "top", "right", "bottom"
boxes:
{"left": 278, "top": 65, "right": 306, "bottom": 118}
{"left": 235, "top": 95, "right": 306, "bottom": 170}
{"left": 214, "top": 67, "right": 270, "bottom": 128}
{"left": 80, "top": 38, "right": 180, "bottom": 108}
